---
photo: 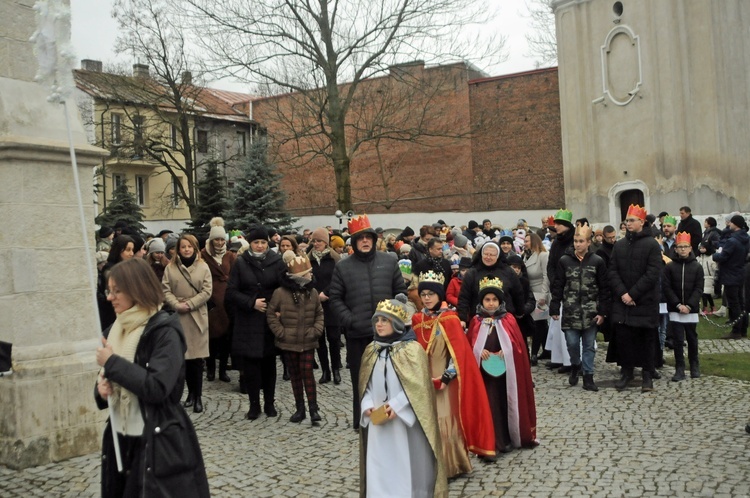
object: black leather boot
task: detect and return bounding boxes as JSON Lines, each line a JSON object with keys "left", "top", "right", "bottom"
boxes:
{"left": 333, "top": 369, "right": 341, "bottom": 385}
{"left": 183, "top": 392, "right": 195, "bottom": 407}
{"left": 568, "top": 364, "right": 580, "bottom": 386}
{"left": 690, "top": 361, "right": 700, "bottom": 378}
{"left": 264, "top": 401, "right": 278, "bottom": 417}
{"left": 246, "top": 401, "right": 261, "bottom": 420}
{"left": 219, "top": 367, "right": 231, "bottom": 383}
{"left": 289, "top": 402, "right": 306, "bottom": 423}
{"left": 582, "top": 374, "right": 598, "bottom": 392}
{"left": 615, "top": 368, "right": 634, "bottom": 391}
{"left": 193, "top": 396, "right": 203, "bottom": 413}
{"left": 671, "top": 365, "right": 686, "bottom": 382}
{"left": 206, "top": 357, "right": 216, "bottom": 381}
{"left": 319, "top": 369, "right": 331, "bottom": 384}
{"left": 309, "top": 403, "right": 322, "bottom": 423}
{"left": 641, "top": 370, "right": 654, "bottom": 392}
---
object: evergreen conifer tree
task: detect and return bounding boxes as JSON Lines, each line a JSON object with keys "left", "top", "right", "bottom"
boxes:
{"left": 225, "top": 141, "right": 297, "bottom": 232}
{"left": 188, "top": 161, "right": 228, "bottom": 236}
{"left": 95, "top": 180, "right": 146, "bottom": 232}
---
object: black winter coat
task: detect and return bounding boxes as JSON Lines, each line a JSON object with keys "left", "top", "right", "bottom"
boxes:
{"left": 702, "top": 227, "right": 721, "bottom": 249}
{"left": 310, "top": 249, "right": 341, "bottom": 327}
{"left": 713, "top": 228, "right": 750, "bottom": 286}
{"left": 328, "top": 249, "right": 406, "bottom": 339}
{"left": 96, "top": 310, "right": 209, "bottom": 498}
{"left": 457, "top": 259, "right": 525, "bottom": 323}
{"left": 550, "top": 248, "right": 610, "bottom": 330}
{"left": 677, "top": 215, "right": 702, "bottom": 254}
{"left": 546, "top": 227, "right": 575, "bottom": 291}
{"left": 225, "top": 250, "right": 286, "bottom": 358}
{"left": 663, "top": 253, "right": 704, "bottom": 312}
{"left": 608, "top": 227, "right": 663, "bottom": 327}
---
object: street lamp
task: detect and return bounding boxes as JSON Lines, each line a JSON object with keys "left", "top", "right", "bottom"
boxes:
{"left": 335, "top": 209, "right": 343, "bottom": 231}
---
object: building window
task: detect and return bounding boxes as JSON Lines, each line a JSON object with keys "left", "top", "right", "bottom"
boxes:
{"left": 171, "top": 124, "right": 178, "bottom": 149}
{"left": 172, "top": 176, "right": 182, "bottom": 207}
{"left": 111, "top": 113, "right": 122, "bottom": 145}
{"left": 196, "top": 130, "right": 208, "bottom": 153}
{"left": 135, "top": 175, "right": 147, "bottom": 206}
{"left": 112, "top": 173, "right": 125, "bottom": 192}
{"left": 237, "top": 131, "right": 247, "bottom": 156}
{"left": 132, "top": 115, "right": 144, "bottom": 157}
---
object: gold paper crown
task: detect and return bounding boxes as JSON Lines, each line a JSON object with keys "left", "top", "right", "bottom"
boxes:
{"left": 626, "top": 204, "right": 647, "bottom": 221}
{"left": 478, "top": 276, "right": 503, "bottom": 293}
{"left": 375, "top": 298, "right": 410, "bottom": 323}
{"left": 675, "top": 231, "right": 691, "bottom": 246}
{"left": 418, "top": 270, "right": 445, "bottom": 285}
{"left": 575, "top": 224, "right": 593, "bottom": 239}
{"left": 348, "top": 214, "right": 372, "bottom": 235}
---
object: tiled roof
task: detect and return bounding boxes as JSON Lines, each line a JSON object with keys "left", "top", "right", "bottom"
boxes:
{"left": 74, "top": 69, "right": 257, "bottom": 123}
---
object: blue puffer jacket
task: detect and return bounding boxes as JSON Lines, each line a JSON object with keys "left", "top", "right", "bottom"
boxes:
{"left": 713, "top": 228, "right": 750, "bottom": 286}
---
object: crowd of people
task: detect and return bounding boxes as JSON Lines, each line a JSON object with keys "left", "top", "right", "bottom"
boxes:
{"left": 92, "top": 206, "right": 750, "bottom": 496}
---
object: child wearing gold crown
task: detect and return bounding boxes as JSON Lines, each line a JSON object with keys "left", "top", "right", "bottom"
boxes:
{"left": 467, "top": 276, "right": 538, "bottom": 454}
{"left": 267, "top": 251, "right": 325, "bottom": 423}
{"left": 412, "top": 270, "right": 495, "bottom": 477}
{"left": 663, "top": 232, "right": 704, "bottom": 381}
{"left": 358, "top": 294, "right": 447, "bottom": 497}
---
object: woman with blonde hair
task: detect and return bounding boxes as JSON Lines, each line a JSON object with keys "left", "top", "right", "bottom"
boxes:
{"left": 96, "top": 258, "right": 209, "bottom": 496}
{"left": 523, "top": 232, "right": 550, "bottom": 365}
{"left": 162, "top": 234, "right": 212, "bottom": 413}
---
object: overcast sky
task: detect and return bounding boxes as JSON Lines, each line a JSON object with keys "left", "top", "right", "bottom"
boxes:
{"left": 70, "top": 0, "right": 546, "bottom": 91}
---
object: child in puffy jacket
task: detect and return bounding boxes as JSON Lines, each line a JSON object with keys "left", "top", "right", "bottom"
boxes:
{"left": 446, "top": 257, "right": 472, "bottom": 308}
{"left": 697, "top": 241, "right": 718, "bottom": 314}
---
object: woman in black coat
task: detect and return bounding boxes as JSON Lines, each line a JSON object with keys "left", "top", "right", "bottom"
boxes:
{"left": 225, "top": 226, "right": 286, "bottom": 420}
{"left": 307, "top": 228, "right": 343, "bottom": 384}
{"left": 95, "top": 258, "right": 209, "bottom": 498}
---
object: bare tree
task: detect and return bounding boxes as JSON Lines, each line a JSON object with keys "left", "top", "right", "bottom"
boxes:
{"left": 525, "top": 0, "right": 558, "bottom": 68}
{"left": 180, "top": 0, "right": 505, "bottom": 211}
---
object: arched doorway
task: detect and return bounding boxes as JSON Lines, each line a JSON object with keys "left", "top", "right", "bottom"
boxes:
{"left": 608, "top": 180, "right": 649, "bottom": 225}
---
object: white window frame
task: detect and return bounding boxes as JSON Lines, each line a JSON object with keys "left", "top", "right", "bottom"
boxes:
{"left": 112, "top": 173, "right": 125, "bottom": 192}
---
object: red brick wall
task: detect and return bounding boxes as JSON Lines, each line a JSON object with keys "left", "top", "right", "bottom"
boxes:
{"left": 469, "top": 68, "right": 564, "bottom": 211}
{"left": 253, "top": 65, "right": 564, "bottom": 215}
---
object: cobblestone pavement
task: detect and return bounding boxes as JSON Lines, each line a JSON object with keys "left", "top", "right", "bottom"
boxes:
{"left": 2, "top": 340, "right": 750, "bottom": 497}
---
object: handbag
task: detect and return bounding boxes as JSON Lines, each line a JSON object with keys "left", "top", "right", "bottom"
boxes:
{"left": 150, "top": 405, "right": 198, "bottom": 477}
{"left": 178, "top": 267, "right": 215, "bottom": 311}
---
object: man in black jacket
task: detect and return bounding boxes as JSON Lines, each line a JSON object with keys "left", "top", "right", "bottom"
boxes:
{"left": 412, "top": 238, "right": 453, "bottom": 289}
{"left": 328, "top": 215, "right": 406, "bottom": 430}
{"left": 609, "top": 205, "right": 663, "bottom": 392}
{"left": 677, "top": 206, "right": 702, "bottom": 254}
{"left": 713, "top": 215, "right": 750, "bottom": 339}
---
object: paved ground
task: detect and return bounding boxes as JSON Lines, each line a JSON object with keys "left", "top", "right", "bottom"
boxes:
{"left": 1, "top": 339, "right": 749, "bottom": 497}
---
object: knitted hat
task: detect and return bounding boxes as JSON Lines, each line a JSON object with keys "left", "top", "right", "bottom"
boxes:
{"left": 506, "top": 254, "right": 524, "bottom": 268}
{"left": 165, "top": 233, "right": 179, "bottom": 254}
{"left": 450, "top": 254, "right": 460, "bottom": 269}
{"left": 283, "top": 250, "right": 312, "bottom": 276}
{"left": 401, "top": 226, "right": 415, "bottom": 238}
{"left": 247, "top": 225, "right": 269, "bottom": 242}
{"left": 147, "top": 238, "right": 166, "bottom": 254}
{"left": 372, "top": 294, "right": 410, "bottom": 333}
{"left": 417, "top": 270, "right": 446, "bottom": 301}
{"left": 498, "top": 229, "right": 513, "bottom": 244}
{"left": 99, "top": 226, "right": 114, "bottom": 238}
{"left": 478, "top": 275, "right": 504, "bottom": 302}
{"left": 453, "top": 233, "right": 469, "bottom": 249}
{"left": 594, "top": 229, "right": 603, "bottom": 237}
{"left": 330, "top": 235, "right": 345, "bottom": 250}
{"left": 468, "top": 220, "right": 479, "bottom": 230}
{"left": 209, "top": 217, "right": 227, "bottom": 241}
{"left": 459, "top": 257, "right": 472, "bottom": 268}
{"left": 399, "top": 243, "right": 412, "bottom": 255}
{"left": 730, "top": 214, "right": 748, "bottom": 231}
{"left": 311, "top": 227, "right": 330, "bottom": 245}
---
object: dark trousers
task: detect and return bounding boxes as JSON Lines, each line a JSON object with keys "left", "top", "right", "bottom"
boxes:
{"left": 346, "top": 335, "right": 372, "bottom": 428}
{"left": 185, "top": 358, "right": 204, "bottom": 398}
{"left": 701, "top": 293, "right": 715, "bottom": 310}
{"left": 207, "top": 334, "right": 231, "bottom": 375}
{"left": 616, "top": 324, "right": 657, "bottom": 372}
{"left": 285, "top": 350, "right": 317, "bottom": 407}
{"left": 724, "top": 284, "right": 746, "bottom": 336}
{"left": 671, "top": 322, "right": 698, "bottom": 367}
{"left": 530, "top": 319, "right": 548, "bottom": 357}
{"left": 241, "top": 355, "right": 277, "bottom": 407}
{"left": 317, "top": 325, "right": 342, "bottom": 372}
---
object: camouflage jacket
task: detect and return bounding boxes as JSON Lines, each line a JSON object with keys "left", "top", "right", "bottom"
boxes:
{"left": 549, "top": 249, "right": 610, "bottom": 331}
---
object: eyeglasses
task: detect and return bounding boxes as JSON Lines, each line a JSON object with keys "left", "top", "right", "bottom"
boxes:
{"left": 675, "top": 245, "right": 691, "bottom": 250}
{"left": 419, "top": 291, "right": 437, "bottom": 298}
{"left": 105, "top": 289, "right": 122, "bottom": 297}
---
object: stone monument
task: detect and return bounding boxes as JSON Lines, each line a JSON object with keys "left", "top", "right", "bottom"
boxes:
{"left": 0, "top": 0, "right": 107, "bottom": 468}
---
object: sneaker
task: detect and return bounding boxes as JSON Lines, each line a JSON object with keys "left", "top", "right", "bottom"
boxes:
{"left": 714, "top": 306, "right": 727, "bottom": 317}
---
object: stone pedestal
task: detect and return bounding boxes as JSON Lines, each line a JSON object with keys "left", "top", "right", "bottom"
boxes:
{"left": 0, "top": 1, "right": 108, "bottom": 469}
